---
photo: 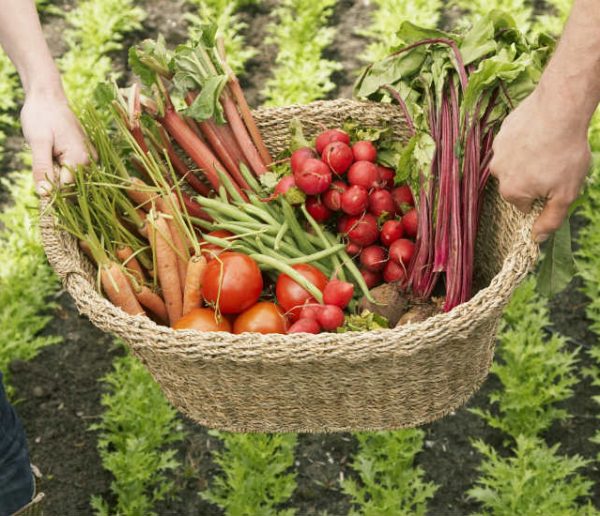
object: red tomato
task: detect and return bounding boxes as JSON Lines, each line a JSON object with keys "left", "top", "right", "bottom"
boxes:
{"left": 276, "top": 264, "right": 328, "bottom": 321}
{"left": 172, "top": 308, "right": 231, "bottom": 332}
{"left": 201, "top": 230, "right": 233, "bottom": 261}
{"left": 202, "top": 252, "right": 263, "bottom": 314}
{"left": 233, "top": 302, "right": 289, "bottom": 334}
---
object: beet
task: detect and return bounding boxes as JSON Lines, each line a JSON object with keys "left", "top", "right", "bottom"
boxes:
{"left": 315, "top": 129, "right": 350, "bottom": 154}
{"left": 322, "top": 141, "right": 354, "bottom": 174}
{"left": 341, "top": 185, "right": 369, "bottom": 216}
{"left": 352, "top": 141, "right": 377, "bottom": 162}
{"left": 346, "top": 214, "right": 379, "bottom": 246}
{"left": 358, "top": 283, "right": 409, "bottom": 326}
{"left": 295, "top": 158, "right": 332, "bottom": 195}
{"left": 380, "top": 219, "right": 404, "bottom": 247}
{"left": 360, "top": 245, "right": 387, "bottom": 272}
{"left": 368, "top": 189, "right": 396, "bottom": 218}
{"left": 348, "top": 161, "right": 380, "bottom": 189}
{"left": 291, "top": 147, "right": 316, "bottom": 174}
{"left": 305, "top": 196, "right": 333, "bottom": 223}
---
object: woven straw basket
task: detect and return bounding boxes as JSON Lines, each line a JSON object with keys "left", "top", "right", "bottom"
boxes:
{"left": 40, "top": 99, "right": 539, "bottom": 433}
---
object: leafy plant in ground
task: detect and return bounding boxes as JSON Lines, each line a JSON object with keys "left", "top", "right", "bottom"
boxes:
{"left": 453, "top": 0, "right": 533, "bottom": 33}
{"left": 0, "top": 52, "right": 20, "bottom": 158}
{"left": 186, "top": 0, "right": 258, "bottom": 75}
{"left": 262, "top": 0, "right": 341, "bottom": 106}
{"left": 359, "top": 0, "right": 442, "bottom": 62}
{"left": 341, "top": 430, "right": 437, "bottom": 516}
{"left": 201, "top": 432, "right": 297, "bottom": 515}
{"left": 534, "top": 0, "right": 572, "bottom": 35}
{"left": 90, "top": 352, "right": 184, "bottom": 516}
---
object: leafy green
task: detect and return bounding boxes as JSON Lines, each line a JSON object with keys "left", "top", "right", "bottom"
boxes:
{"left": 338, "top": 310, "right": 390, "bottom": 332}
{"left": 183, "top": 74, "right": 228, "bottom": 123}
{"left": 537, "top": 217, "right": 576, "bottom": 297}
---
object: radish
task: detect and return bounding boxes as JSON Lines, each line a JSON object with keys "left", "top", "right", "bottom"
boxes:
{"left": 352, "top": 141, "right": 377, "bottom": 162}
{"left": 389, "top": 238, "right": 415, "bottom": 267}
{"left": 380, "top": 219, "right": 404, "bottom": 247}
{"left": 391, "top": 185, "right": 415, "bottom": 214}
{"left": 323, "top": 181, "right": 348, "bottom": 211}
{"left": 317, "top": 304, "right": 345, "bottom": 330}
{"left": 274, "top": 175, "right": 297, "bottom": 196}
{"left": 295, "top": 158, "right": 332, "bottom": 195}
{"left": 315, "top": 129, "right": 350, "bottom": 154}
{"left": 377, "top": 166, "right": 395, "bottom": 189}
{"left": 337, "top": 215, "right": 350, "bottom": 234}
{"left": 348, "top": 161, "right": 379, "bottom": 189}
{"left": 299, "top": 304, "right": 321, "bottom": 321}
{"left": 383, "top": 260, "right": 407, "bottom": 283}
{"left": 341, "top": 185, "right": 369, "bottom": 216}
{"left": 361, "top": 268, "right": 383, "bottom": 289}
{"left": 288, "top": 318, "right": 321, "bottom": 334}
{"left": 346, "top": 241, "right": 362, "bottom": 256}
{"left": 305, "top": 196, "right": 333, "bottom": 223}
{"left": 323, "top": 279, "right": 354, "bottom": 309}
{"left": 368, "top": 189, "right": 396, "bottom": 218}
{"left": 360, "top": 245, "right": 387, "bottom": 272}
{"left": 322, "top": 141, "right": 353, "bottom": 174}
{"left": 402, "top": 208, "right": 418, "bottom": 238}
{"left": 291, "top": 147, "right": 317, "bottom": 174}
{"left": 346, "top": 214, "right": 379, "bottom": 246}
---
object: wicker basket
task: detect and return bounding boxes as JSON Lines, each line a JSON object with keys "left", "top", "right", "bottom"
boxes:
{"left": 40, "top": 99, "right": 539, "bottom": 433}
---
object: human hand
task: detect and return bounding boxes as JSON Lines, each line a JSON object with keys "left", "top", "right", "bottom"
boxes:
{"left": 490, "top": 87, "right": 591, "bottom": 243}
{"left": 20, "top": 87, "right": 90, "bottom": 196}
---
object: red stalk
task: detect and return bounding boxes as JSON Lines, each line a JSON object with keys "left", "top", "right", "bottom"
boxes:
{"left": 182, "top": 193, "right": 212, "bottom": 221}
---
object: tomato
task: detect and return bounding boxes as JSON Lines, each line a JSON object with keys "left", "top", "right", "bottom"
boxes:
{"left": 276, "top": 264, "right": 328, "bottom": 321}
{"left": 172, "top": 308, "right": 231, "bottom": 332}
{"left": 202, "top": 252, "right": 263, "bottom": 314}
{"left": 201, "top": 230, "right": 233, "bottom": 260}
{"left": 233, "top": 302, "right": 289, "bottom": 334}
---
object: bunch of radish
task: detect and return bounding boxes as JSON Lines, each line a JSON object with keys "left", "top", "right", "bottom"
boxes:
{"left": 282, "top": 127, "right": 418, "bottom": 292}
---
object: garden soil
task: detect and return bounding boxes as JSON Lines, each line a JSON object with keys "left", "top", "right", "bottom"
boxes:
{"left": 4, "top": 1, "right": 600, "bottom": 515}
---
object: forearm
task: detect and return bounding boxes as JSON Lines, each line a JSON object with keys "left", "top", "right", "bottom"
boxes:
{"left": 0, "top": 0, "right": 62, "bottom": 95}
{"left": 537, "top": 0, "right": 600, "bottom": 130}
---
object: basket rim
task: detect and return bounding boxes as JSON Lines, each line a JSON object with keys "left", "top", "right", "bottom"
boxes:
{"left": 39, "top": 98, "right": 540, "bottom": 362}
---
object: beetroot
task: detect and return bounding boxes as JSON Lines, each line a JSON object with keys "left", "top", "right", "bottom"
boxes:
{"left": 348, "top": 161, "right": 380, "bottom": 189}
{"left": 305, "top": 196, "right": 333, "bottom": 223}
{"left": 360, "top": 245, "right": 387, "bottom": 272}
{"left": 361, "top": 268, "right": 383, "bottom": 289}
{"left": 377, "top": 166, "right": 395, "bottom": 189}
{"left": 383, "top": 260, "right": 407, "bottom": 283}
{"left": 317, "top": 304, "right": 346, "bottom": 330}
{"left": 323, "top": 280, "right": 354, "bottom": 309}
{"left": 346, "top": 214, "right": 379, "bottom": 246}
{"left": 323, "top": 181, "right": 348, "bottom": 211}
{"left": 322, "top": 141, "right": 354, "bottom": 174}
{"left": 341, "top": 185, "right": 369, "bottom": 216}
{"left": 368, "top": 189, "right": 396, "bottom": 218}
{"left": 389, "top": 238, "right": 415, "bottom": 267}
{"left": 315, "top": 129, "right": 350, "bottom": 154}
{"left": 295, "top": 158, "right": 332, "bottom": 195}
{"left": 288, "top": 318, "right": 321, "bottom": 334}
{"left": 380, "top": 219, "right": 404, "bottom": 247}
{"left": 291, "top": 147, "right": 316, "bottom": 174}
{"left": 402, "top": 208, "right": 418, "bottom": 238}
{"left": 391, "top": 185, "right": 415, "bottom": 214}
{"left": 346, "top": 241, "right": 362, "bottom": 256}
{"left": 352, "top": 141, "right": 377, "bottom": 162}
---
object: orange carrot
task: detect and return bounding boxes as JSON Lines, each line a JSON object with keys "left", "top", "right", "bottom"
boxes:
{"left": 182, "top": 255, "right": 207, "bottom": 316}
{"left": 100, "top": 262, "right": 145, "bottom": 316}
{"left": 126, "top": 177, "right": 156, "bottom": 211}
{"left": 135, "top": 285, "right": 169, "bottom": 323}
{"left": 116, "top": 246, "right": 145, "bottom": 282}
{"left": 157, "top": 194, "right": 189, "bottom": 292}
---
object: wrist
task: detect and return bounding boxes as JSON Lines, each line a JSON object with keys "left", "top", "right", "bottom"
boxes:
{"left": 19, "top": 57, "right": 64, "bottom": 99}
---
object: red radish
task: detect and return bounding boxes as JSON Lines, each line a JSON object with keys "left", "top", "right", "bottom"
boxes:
{"left": 299, "top": 304, "right": 322, "bottom": 321}
{"left": 348, "top": 161, "right": 380, "bottom": 189}
{"left": 383, "top": 260, "right": 407, "bottom": 283}
{"left": 368, "top": 189, "right": 396, "bottom": 218}
{"left": 360, "top": 246, "right": 387, "bottom": 272}
{"left": 288, "top": 318, "right": 321, "bottom": 334}
{"left": 361, "top": 268, "right": 383, "bottom": 289}
{"left": 317, "top": 305, "right": 345, "bottom": 330}
{"left": 352, "top": 141, "right": 377, "bottom": 162}
{"left": 402, "top": 208, "right": 418, "bottom": 238}
{"left": 274, "top": 175, "right": 297, "bottom": 196}
{"left": 322, "top": 141, "right": 353, "bottom": 174}
{"left": 341, "top": 185, "right": 369, "bottom": 216}
{"left": 291, "top": 147, "right": 316, "bottom": 174}
{"left": 323, "top": 279, "right": 354, "bottom": 309}
{"left": 295, "top": 158, "right": 332, "bottom": 195}
{"left": 392, "top": 185, "right": 415, "bottom": 214}
{"left": 346, "top": 241, "right": 362, "bottom": 256}
{"left": 377, "top": 166, "right": 395, "bottom": 189}
{"left": 346, "top": 214, "right": 379, "bottom": 246}
{"left": 323, "top": 181, "right": 348, "bottom": 211}
{"left": 305, "top": 196, "right": 333, "bottom": 223}
{"left": 389, "top": 239, "right": 415, "bottom": 267}
{"left": 380, "top": 220, "right": 404, "bottom": 247}
{"left": 315, "top": 129, "right": 350, "bottom": 154}
{"left": 337, "top": 215, "right": 350, "bottom": 234}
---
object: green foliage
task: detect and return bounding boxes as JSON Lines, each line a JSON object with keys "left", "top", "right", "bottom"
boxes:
{"left": 453, "top": 0, "right": 533, "bottom": 33}
{"left": 0, "top": 172, "right": 61, "bottom": 395}
{"left": 471, "top": 278, "right": 579, "bottom": 439}
{"left": 534, "top": 0, "right": 572, "bottom": 35}
{"left": 90, "top": 352, "right": 184, "bottom": 516}
{"left": 342, "top": 430, "right": 437, "bottom": 516}
{"left": 201, "top": 431, "right": 298, "bottom": 515}
{"left": 359, "top": 0, "right": 442, "bottom": 62}
{"left": 468, "top": 435, "right": 593, "bottom": 516}
{"left": 186, "top": 0, "right": 258, "bottom": 75}
{"left": 262, "top": 0, "right": 341, "bottom": 106}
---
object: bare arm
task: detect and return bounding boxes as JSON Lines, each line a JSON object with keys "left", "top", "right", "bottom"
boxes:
{"left": 0, "top": 0, "right": 88, "bottom": 194}
{"left": 490, "top": 0, "right": 600, "bottom": 242}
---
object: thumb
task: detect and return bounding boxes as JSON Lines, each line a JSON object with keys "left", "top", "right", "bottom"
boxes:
{"left": 532, "top": 196, "right": 570, "bottom": 243}
{"left": 30, "top": 138, "right": 56, "bottom": 196}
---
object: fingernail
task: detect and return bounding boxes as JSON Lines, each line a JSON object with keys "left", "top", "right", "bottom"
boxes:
{"left": 35, "top": 180, "right": 52, "bottom": 197}
{"left": 59, "top": 167, "right": 74, "bottom": 185}
{"left": 535, "top": 233, "right": 550, "bottom": 243}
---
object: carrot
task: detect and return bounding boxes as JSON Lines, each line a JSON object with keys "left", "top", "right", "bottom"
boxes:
{"left": 126, "top": 177, "right": 156, "bottom": 211}
{"left": 116, "top": 246, "right": 145, "bottom": 282}
{"left": 182, "top": 255, "right": 208, "bottom": 316}
{"left": 100, "top": 262, "right": 145, "bottom": 316}
{"left": 79, "top": 240, "right": 96, "bottom": 263}
{"left": 135, "top": 285, "right": 169, "bottom": 323}
{"left": 149, "top": 213, "right": 183, "bottom": 324}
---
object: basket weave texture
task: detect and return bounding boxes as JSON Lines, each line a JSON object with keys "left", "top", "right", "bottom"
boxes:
{"left": 40, "top": 99, "right": 539, "bottom": 433}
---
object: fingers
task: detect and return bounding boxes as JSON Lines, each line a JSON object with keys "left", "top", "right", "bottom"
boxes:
{"left": 532, "top": 196, "right": 571, "bottom": 243}
{"left": 497, "top": 181, "right": 534, "bottom": 214}
{"left": 30, "top": 137, "right": 56, "bottom": 196}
